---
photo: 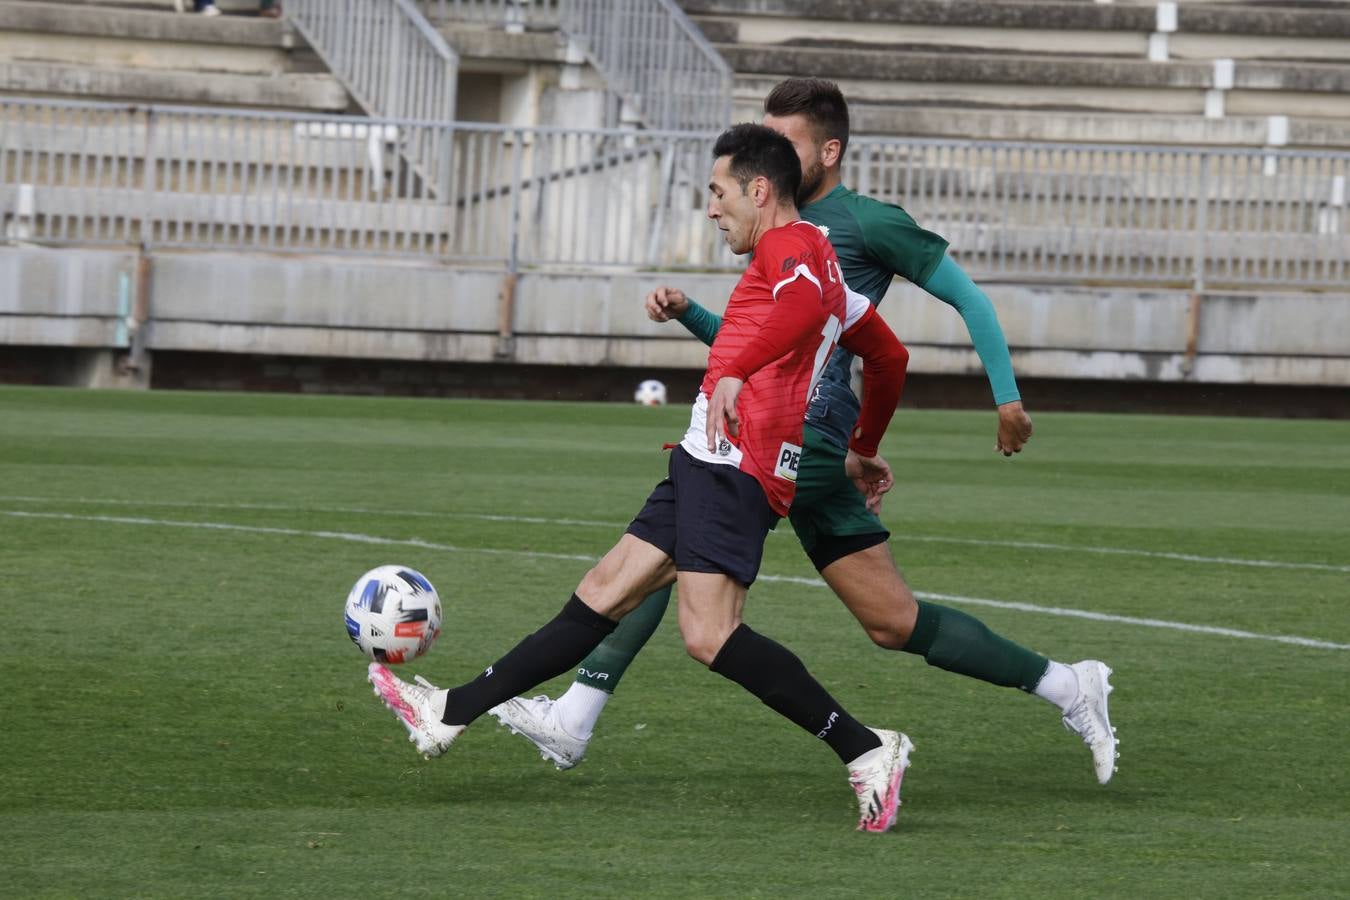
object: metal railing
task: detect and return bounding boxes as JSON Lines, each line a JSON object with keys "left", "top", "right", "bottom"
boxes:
{"left": 287, "top": 0, "right": 458, "bottom": 197}
{"left": 2, "top": 99, "right": 1347, "bottom": 289}
{"left": 422, "top": 0, "right": 728, "bottom": 133}
{"left": 844, "top": 138, "right": 1350, "bottom": 289}
{"left": 559, "top": 0, "right": 732, "bottom": 133}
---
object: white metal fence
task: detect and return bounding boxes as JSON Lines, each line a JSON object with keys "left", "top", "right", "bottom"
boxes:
{"left": 2, "top": 99, "right": 1347, "bottom": 288}
{"left": 844, "top": 139, "right": 1350, "bottom": 289}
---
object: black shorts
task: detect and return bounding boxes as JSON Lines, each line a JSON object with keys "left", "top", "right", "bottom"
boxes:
{"left": 626, "top": 445, "right": 779, "bottom": 587}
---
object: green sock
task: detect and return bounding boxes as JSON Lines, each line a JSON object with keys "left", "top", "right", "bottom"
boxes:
{"left": 903, "top": 600, "right": 1049, "bottom": 692}
{"left": 574, "top": 585, "right": 672, "bottom": 692}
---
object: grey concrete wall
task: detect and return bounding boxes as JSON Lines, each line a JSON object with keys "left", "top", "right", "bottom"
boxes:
{"left": 0, "top": 246, "right": 134, "bottom": 347}
{"left": 881, "top": 281, "right": 1350, "bottom": 386}
{"left": 2, "top": 247, "right": 1347, "bottom": 389}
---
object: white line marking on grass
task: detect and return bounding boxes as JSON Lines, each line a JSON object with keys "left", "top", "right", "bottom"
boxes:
{"left": 896, "top": 535, "right": 1350, "bottom": 574}
{"left": 6, "top": 509, "right": 1348, "bottom": 652}
{"left": 3, "top": 495, "right": 1346, "bottom": 573}
{"left": 0, "top": 510, "right": 597, "bottom": 564}
{"left": 757, "top": 575, "right": 1350, "bottom": 651}
{"left": 0, "top": 495, "right": 626, "bottom": 529}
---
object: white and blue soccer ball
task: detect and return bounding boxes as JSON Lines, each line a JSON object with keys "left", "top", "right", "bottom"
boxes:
{"left": 343, "top": 565, "right": 442, "bottom": 664}
{"left": 634, "top": 378, "right": 667, "bottom": 406}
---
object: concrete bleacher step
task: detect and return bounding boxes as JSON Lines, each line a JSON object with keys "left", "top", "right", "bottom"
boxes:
{"left": 440, "top": 26, "right": 562, "bottom": 67}
{"left": 680, "top": 0, "right": 1350, "bottom": 41}
{"left": 0, "top": 1, "right": 349, "bottom": 110}
{"left": 733, "top": 74, "right": 1207, "bottom": 118}
{"left": 691, "top": 0, "right": 1350, "bottom": 149}
{"left": 734, "top": 91, "right": 1350, "bottom": 151}
{"left": 697, "top": 17, "right": 1350, "bottom": 65}
{"left": 0, "top": 59, "right": 348, "bottom": 109}
{"left": 722, "top": 45, "right": 1350, "bottom": 115}
{"left": 809, "top": 103, "right": 1350, "bottom": 152}
{"left": 733, "top": 89, "right": 1350, "bottom": 150}
{"left": 11, "top": 0, "right": 276, "bottom": 12}
{"left": 0, "top": 2, "right": 291, "bottom": 48}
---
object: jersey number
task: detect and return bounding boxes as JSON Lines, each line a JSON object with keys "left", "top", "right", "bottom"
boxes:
{"left": 807, "top": 314, "right": 843, "bottom": 400}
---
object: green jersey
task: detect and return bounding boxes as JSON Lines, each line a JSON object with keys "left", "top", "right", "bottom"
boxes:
{"left": 676, "top": 184, "right": 1023, "bottom": 451}
{"left": 799, "top": 185, "right": 948, "bottom": 450}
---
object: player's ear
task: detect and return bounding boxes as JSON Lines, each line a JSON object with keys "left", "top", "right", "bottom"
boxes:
{"left": 753, "top": 175, "right": 770, "bottom": 208}
{"left": 822, "top": 138, "right": 842, "bottom": 168}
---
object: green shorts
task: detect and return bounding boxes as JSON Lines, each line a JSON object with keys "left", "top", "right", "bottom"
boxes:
{"left": 787, "top": 425, "right": 891, "bottom": 571}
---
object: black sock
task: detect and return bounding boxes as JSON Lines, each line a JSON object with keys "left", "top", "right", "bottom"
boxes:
{"left": 441, "top": 595, "right": 617, "bottom": 725}
{"left": 710, "top": 624, "right": 880, "bottom": 763}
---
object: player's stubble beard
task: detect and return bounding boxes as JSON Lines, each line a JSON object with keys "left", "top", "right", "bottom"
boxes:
{"left": 796, "top": 156, "right": 826, "bottom": 207}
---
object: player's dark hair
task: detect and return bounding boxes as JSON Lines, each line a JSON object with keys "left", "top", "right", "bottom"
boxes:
{"left": 711, "top": 123, "right": 802, "bottom": 206}
{"left": 763, "top": 77, "right": 850, "bottom": 157}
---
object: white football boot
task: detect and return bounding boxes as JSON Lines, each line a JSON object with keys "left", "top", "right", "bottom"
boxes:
{"left": 1061, "top": 660, "right": 1119, "bottom": 784}
{"left": 488, "top": 695, "right": 589, "bottom": 770}
{"left": 367, "top": 662, "right": 463, "bottom": 758}
{"left": 848, "top": 728, "right": 915, "bottom": 833}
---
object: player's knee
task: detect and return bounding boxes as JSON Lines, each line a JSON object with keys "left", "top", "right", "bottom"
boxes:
{"left": 576, "top": 565, "right": 607, "bottom": 597}
{"left": 680, "top": 623, "right": 734, "bottom": 666}
{"left": 863, "top": 622, "right": 910, "bottom": 651}
{"left": 576, "top": 564, "right": 625, "bottom": 617}
{"left": 854, "top": 594, "right": 918, "bottom": 650}
{"left": 681, "top": 633, "right": 719, "bottom": 666}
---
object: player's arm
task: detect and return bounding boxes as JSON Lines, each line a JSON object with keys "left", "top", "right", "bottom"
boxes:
{"left": 919, "top": 256, "right": 1033, "bottom": 456}
{"left": 860, "top": 200, "right": 1033, "bottom": 456}
{"left": 837, "top": 294, "right": 908, "bottom": 512}
{"left": 644, "top": 287, "right": 722, "bottom": 346}
{"left": 722, "top": 275, "right": 828, "bottom": 382}
{"left": 837, "top": 289, "right": 907, "bottom": 458}
{"left": 705, "top": 266, "right": 829, "bottom": 451}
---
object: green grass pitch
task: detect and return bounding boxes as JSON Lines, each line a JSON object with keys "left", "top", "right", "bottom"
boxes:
{"left": 1, "top": 385, "right": 1347, "bottom": 898}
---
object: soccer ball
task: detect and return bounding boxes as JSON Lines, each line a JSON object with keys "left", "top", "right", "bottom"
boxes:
{"left": 634, "top": 379, "right": 667, "bottom": 406}
{"left": 343, "top": 565, "right": 443, "bottom": 664}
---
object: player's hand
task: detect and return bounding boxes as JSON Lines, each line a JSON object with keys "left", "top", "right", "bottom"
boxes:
{"left": 845, "top": 449, "right": 893, "bottom": 514}
{"left": 645, "top": 287, "right": 689, "bottom": 323}
{"left": 705, "top": 376, "right": 743, "bottom": 452}
{"left": 996, "top": 400, "right": 1034, "bottom": 456}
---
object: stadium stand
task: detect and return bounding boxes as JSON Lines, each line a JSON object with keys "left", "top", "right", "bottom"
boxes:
{"left": 679, "top": 0, "right": 1350, "bottom": 150}
{"left": 0, "top": 0, "right": 1347, "bottom": 403}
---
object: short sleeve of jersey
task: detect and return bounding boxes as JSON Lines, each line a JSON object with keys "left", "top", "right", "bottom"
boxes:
{"left": 853, "top": 195, "right": 950, "bottom": 288}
